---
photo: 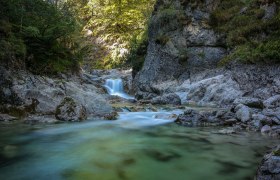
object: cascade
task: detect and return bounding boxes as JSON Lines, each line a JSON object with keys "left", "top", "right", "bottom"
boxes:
{"left": 104, "top": 79, "right": 134, "bottom": 99}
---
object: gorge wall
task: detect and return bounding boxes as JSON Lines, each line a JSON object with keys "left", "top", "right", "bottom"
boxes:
{"left": 134, "top": 0, "right": 280, "bottom": 107}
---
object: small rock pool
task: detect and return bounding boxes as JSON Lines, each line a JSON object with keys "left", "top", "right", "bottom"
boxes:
{"left": 0, "top": 111, "right": 278, "bottom": 180}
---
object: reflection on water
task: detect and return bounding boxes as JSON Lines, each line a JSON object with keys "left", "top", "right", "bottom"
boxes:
{"left": 0, "top": 111, "right": 278, "bottom": 180}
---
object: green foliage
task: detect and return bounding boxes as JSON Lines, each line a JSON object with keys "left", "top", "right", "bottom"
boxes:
{"left": 0, "top": 0, "right": 87, "bottom": 74}
{"left": 70, "top": 0, "right": 156, "bottom": 69}
{"left": 125, "top": 29, "right": 149, "bottom": 77}
{"left": 211, "top": 0, "right": 280, "bottom": 64}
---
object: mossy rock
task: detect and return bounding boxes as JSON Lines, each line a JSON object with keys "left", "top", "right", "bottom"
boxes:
{"left": 104, "top": 111, "right": 119, "bottom": 120}
{"left": 55, "top": 97, "right": 87, "bottom": 121}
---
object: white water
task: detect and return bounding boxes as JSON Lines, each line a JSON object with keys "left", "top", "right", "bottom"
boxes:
{"left": 104, "top": 78, "right": 134, "bottom": 99}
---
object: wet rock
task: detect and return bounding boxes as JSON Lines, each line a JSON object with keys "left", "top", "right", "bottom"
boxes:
{"left": 223, "top": 119, "right": 238, "bottom": 126}
{"left": 55, "top": 97, "right": 87, "bottom": 121}
{"left": 24, "top": 115, "right": 59, "bottom": 124}
{"left": 263, "top": 95, "right": 280, "bottom": 109}
{"left": 216, "top": 127, "right": 236, "bottom": 134}
{"left": 233, "top": 97, "right": 264, "bottom": 109}
{"left": 256, "top": 145, "right": 280, "bottom": 180}
{"left": 216, "top": 110, "right": 236, "bottom": 121}
{"left": 175, "top": 109, "right": 219, "bottom": 127}
{"left": 261, "top": 125, "right": 272, "bottom": 134}
{"left": 252, "top": 114, "right": 269, "bottom": 123}
{"left": 151, "top": 93, "right": 181, "bottom": 105}
{"left": 262, "top": 108, "right": 280, "bottom": 125}
{"left": 235, "top": 104, "right": 251, "bottom": 123}
{"left": 104, "top": 111, "right": 118, "bottom": 120}
{"left": 248, "top": 120, "right": 262, "bottom": 131}
{"left": 154, "top": 114, "right": 177, "bottom": 120}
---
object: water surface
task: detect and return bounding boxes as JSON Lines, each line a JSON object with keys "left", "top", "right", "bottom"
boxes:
{"left": 0, "top": 111, "right": 278, "bottom": 180}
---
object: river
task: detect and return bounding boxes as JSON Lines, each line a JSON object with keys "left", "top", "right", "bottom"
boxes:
{"left": 0, "top": 110, "right": 278, "bottom": 180}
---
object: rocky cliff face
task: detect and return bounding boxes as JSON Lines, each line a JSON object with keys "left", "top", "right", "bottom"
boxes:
{"left": 134, "top": 0, "right": 280, "bottom": 107}
{"left": 134, "top": 0, "right": 226, "bottom": 98}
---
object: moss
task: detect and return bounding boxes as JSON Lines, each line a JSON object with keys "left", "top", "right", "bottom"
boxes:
{"left": 178, "top": 55, "right": 188, "bottom": 65}
{"left": 198, "top": 52, "right": 206, "bottom": 59}
{"left": 273, "top": 150, "right": 280, "bottom": 156}
{"left": 211, "top": 0, "right": 280, "bottom": 64}
{"left": 220, "top": 39, "right": 280, "bottom": 64}
{"left": 0, "top": 106, "right": 28, "bottom": 119}
{"left": 155, "top": 6, "right": 187, "bottom": 31}
{"left": 178, "top": 49, "right": 189, "bottom": 65}
{"left": 104, "top": 111, "right": 118, "bottom": 120}
{"left": 55, "top": 97, "right": 76, "bottom": 118}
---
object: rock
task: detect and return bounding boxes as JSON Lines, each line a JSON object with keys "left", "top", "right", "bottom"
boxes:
{"left": 216, "top": 127, "right": 236, "bottom": 134}
{"left": 187, "top": 47, "right": 226, "bottom": 68}
{"left": 175, "top": 109, "right": 219, "bottom": 127}
{"left": 256, "top": 145, "right": 280, "bottom": 180}
{"left": 0, "top": 67, "right": 22, "bottom": 106}
{"left": 262, "top": 109, "right": 280, "bottom": 125}
{"left": 24, "top": 115, "right": 59, "bottom": 124}
{"left": 133, "top": 0, "right": 227, "bottom": 100}
{"left": 235, "top": 104, "right": 251, "bottom": 123}
{"left": 261, "top": 125, "right": 272, "bottom": 134}
{"left": 151, "top": 93, "right": 181, "bottom": 105}
{"left": 252, "top": 113, "right": 269, "bottom": 122}
{"left": 261, "top": 2, "right": 277, "bottom": 20}
{"left": 233, "top": 97, "right": 264, "bottom": 109}
{"left": 154, "top": 114, "right": 177, "bottom": 120}
{"left": 133, "top": 0, "right": 280, "bottom": 110}
{"left": 0, "top": 69, "right": 113, "bottom": 121}
{"left": 104, "top": 111, "right": 119, "bottom": 120}
{"left": 0, "top": 114, "right": 17, "bottom": 121}
{"left": 55, "top": 97, "right": 87, "bottom": 122}
{"left": 248, "top": 120, "right": 262, "bottom": 130}
{"left": 264, "top": 95, "right": 280, "bottom": 109}
{"left": 174, "top": 74, "right": 243, "bottom": 106}
{"left": 216, "top": 109, "right": 236, "bottom": 121}
{"left": 175, "top": 109, "right": 204, "bottom": 127}
{"left": 223, "top": 119, "right": 238, "bottom": 126}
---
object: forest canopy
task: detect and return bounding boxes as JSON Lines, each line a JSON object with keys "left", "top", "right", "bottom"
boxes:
{"left": 0, "top": 0, "right": 156, "bottom": 74}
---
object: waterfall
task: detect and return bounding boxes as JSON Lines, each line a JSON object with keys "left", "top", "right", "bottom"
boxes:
{"left": 104, "top": 79, "right": 134, "bottom": 99}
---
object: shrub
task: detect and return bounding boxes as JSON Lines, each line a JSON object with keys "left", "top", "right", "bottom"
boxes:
{"left": 212, "top": 0, "right": 280, "bottom": 64}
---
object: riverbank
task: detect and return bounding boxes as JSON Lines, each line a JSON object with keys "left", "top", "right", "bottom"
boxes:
{"left": 0, "top": 66, "right": 279, "bottom": 179}
{"left": 0, "top": 67, "right": 115, "bottom": 123}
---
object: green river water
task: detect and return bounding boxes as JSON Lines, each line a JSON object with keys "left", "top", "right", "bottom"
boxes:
{"left": 0, "top": 111, "right": 278, "bottom": 180}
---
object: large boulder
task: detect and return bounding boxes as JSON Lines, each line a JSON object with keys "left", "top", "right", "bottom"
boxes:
{"left": 55, "top": 97, "right": 87, "bottom": 121}
{"left": 0, "top": 69, "right": 113, "bottom": 122}
{"left": 264, "top": 95, "right": 280, "bottom": 109}
{"left": 235, "top": 104, "right": 252, "bottom": 123}
{"left": 256, "top": 145, "right": 280, "bottom": 180}
{"left": 175, "top": 109, "right": 220, "bottom": 127}
{"left": 233, "top": 97, "right": 264, "bottom": 109}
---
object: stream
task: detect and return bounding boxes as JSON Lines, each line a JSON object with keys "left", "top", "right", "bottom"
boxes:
{"left": 0, "top": 110, "right": 279, "bottom": 180}
{"left": 0, "top": 79, "right": 279, "bottom": 180}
